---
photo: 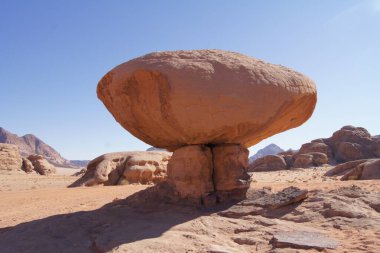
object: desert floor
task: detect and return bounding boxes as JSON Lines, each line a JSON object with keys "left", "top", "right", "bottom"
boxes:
{"left": 0, "top": 167, "right": 379, "bottom": 253}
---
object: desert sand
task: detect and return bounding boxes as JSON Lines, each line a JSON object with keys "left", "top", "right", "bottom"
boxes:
{"left": 0, "top": 167, "right": 379, "bottom": 253}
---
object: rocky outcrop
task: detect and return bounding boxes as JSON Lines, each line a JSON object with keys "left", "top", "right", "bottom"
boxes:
{"left": 0, "top": 127, "right": 80, "bottom": 167}
{"left": 0, "top": 143, "right": 22, "bottom": 171}
{"left": 324, "top": 126, "right": 376, "bottom": 162}
{"left": 250, "top": 126, "right": 380, "bottom": 171}
{"left": 97, "top": 50, "right": 317, "bottom": 151}
{"left": 71, "top": 151, "right": 171, "bottom": 187}
{"left": 97, "top": 50, "right": 317, "bottom": 204}
{"left": 326, "top": 159, "right": 380, "bottom": 180}
{"left": 293, "top": 152, "right": 328, "bottom": 168}
{"left": 27, "top": 155, "right": 56, "bottom": 175}
{"left": 248, "top": 155, "right": 287, "bottom": 172}
{"left": 298, "top": 142, "right": 334, "bottom": 163}
{"left": 22, "top": 157, "right": 34, "bottom": 173}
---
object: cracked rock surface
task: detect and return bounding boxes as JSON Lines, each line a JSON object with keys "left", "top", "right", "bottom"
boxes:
{"left": 167, "top": 144, "right": 251, "bottom": 204}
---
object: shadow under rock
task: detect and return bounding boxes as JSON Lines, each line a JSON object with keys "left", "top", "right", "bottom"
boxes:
{"left": 0, "top": 184, "right": 237, "bottom": 253}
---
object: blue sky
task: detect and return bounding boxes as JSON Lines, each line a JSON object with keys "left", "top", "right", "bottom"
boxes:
{"left": 1, "top": 0, "right": 379, "bottom": 159}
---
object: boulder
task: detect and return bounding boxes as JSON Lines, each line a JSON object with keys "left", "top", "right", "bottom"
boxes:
{"left": 167, "top": 145, "right": 214, "bottom": 202}
{"left": 324, "top": 126, "right": 374, "bottom": 162}
{"left": 310, "top": 152, "right": 329, "bottom": 166}
{"left": 282, "top": 155, "right": 294, "bottom": 168}
{"left": 341, "top": 159, "right": 380, "bottom": 180}
{"left": 293, "top": 152, "right": 328, "bottom": 168}
{"left": 325, "top": 159, "right": 380, "bottom": 180}
{"left": 212, "top": 144, "right": 251, "bottom": 201}
{"left": 293, "top": 154, "right": 313, "bottom": 168}
{"left": 324, "top": 159, "right": 370, "bottom": 177}
{"left": 97, "top": 50, "right": 317, "bottom": 151}
{"left": 71, "top": 151, "right": 171, "bottom": 187}
{"left": 27, "top": 155, "right": 56, "bottom": 175}
{"left": 336, "top": 142, "right": 366, "bottom": 162}
{"left": 248, "top": 155, "right": 287, "bottom": 172}
{"left": 298, "top": 142, "right": 334, "bottom": 163}
{"left": 0, "top": 143, "right": 22, "bottom": 171}
{"left": 121, "top": 152, "right": 170, "bottom": 185}
{"left": 370, "top": 139, "right": 380, "bottom": 157}
{"left": 22, "top": 157, "right": 34, "bottom": 173}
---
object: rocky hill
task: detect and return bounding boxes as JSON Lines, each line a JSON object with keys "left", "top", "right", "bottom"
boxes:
{"left": 69, "top": 160, "right": 90, "bottom": 168}
{"left": 0, "top": 127, "right": 76, "bottom": 167}
{"left": 249, "top": 125, "right": 380, "bottom": 172}
{"left": 249, "top": 143, "right": 284, "bottom": 163}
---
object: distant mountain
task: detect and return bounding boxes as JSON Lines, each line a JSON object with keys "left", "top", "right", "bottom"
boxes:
{"left": 146, "top": 147, "right": 168, "bottom": 152}
{"left": 69, "top": 160, "right": 90, "bottom": 167}
{"left": 249, "top": 144, "right": 284, "bottom": 164}
{"left": 0, "top": 127, "right": 78, "bottom": 167}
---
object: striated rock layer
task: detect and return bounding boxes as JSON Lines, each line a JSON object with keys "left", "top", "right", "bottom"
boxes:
{"left": 0, "top": 143, "right": 22, "bottom": 171}
{"left": 71, "top": 151, "right": 171, "bottom": 187}
{"left": 97, "top": 50, "right": 317, "bottom": 151}
{"left": 27, "top": 155, "right": 56, "bottom": 175}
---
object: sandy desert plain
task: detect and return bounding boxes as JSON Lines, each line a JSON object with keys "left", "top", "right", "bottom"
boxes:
{"left": 0, "top": 165, "right": 379, "bottom": 253}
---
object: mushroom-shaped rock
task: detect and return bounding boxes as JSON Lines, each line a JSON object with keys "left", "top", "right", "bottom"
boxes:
{"left": 97, "top": 50, "right": 317, "bottom": 150}
{"left": 97, "top": 50, "right": 317, "bottom": 205}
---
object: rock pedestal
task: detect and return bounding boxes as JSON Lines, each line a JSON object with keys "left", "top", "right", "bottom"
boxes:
{"left": 167, "top": 144, "right": 251, "bottom": 205}
{"left": 167, "top": 145, "right": 214, "bottom": 204}
{"left": 212, "top": 144, "right": 251, "bottom": 202}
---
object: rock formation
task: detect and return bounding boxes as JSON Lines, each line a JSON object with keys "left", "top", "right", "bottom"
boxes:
{"left": 249, "top": 126, "right": 380, "bottom": 172}
{"left": 0, "top": 127, "right": 80, "bottom": 167}
{"left": 325, "top": 159, "right": 380, "bottom": 180}
{"left": 27, "top": 155, "right": 56, "bottom": 175}
{"left": 70, "top": 151, "right": 171, "bottom": 187}
{"left": 249, "top": 155, "right": 287, "bottom": 172}
{"left": 0, "top": 143, "right": 22, "bottom": 171}
{"left": 97, "top": 50, "right": 316, "bottom": 150}
{"left": 97, "top": 50, "right": 317, "bottom": 204}
{"left": 22, "top": 157, "right": 34, "bottom": 173}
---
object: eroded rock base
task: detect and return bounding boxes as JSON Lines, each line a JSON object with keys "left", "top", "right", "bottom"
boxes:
{"left": 167, "top": 144, "right": 251, "bottom": 206}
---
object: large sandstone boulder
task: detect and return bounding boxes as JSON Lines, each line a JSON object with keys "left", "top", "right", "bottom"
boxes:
{"left": 0, "top": 143, "right": 22, "bottom": 171}
{"left": 298, "top": 142, "right": 334, "bottom": 163}
{"left": 248, "top": 155, "right": 287, "bottom": 172}
{"left": 97, "top": 50, "right": 317, "bottom": 205}
{"left": 293, "top": 152, "right": 328, "bottom": 168}
{"left": 324, "top": 126, "right": 375, "bottom": 162}
{"left": 22, "top": 157, "right": 34, "bottom": 173}
{"left": 326, "top": 159, "right": 380, "bottom": 180}
{"left": 70, "top": 151, "right": 171, "bottom": 187}
{"left": 27, "top": 155, "right": 56, "bottom": 175}
{"left": 97, "top": 50, "right": 317, "bottom": 151}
